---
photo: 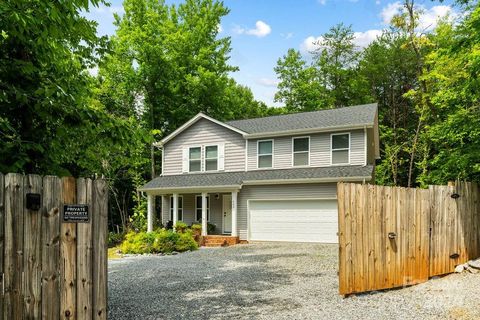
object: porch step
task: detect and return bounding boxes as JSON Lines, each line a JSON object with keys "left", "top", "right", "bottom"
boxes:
{"left": 203, "top": 235, "right": 240, "bottom": 247}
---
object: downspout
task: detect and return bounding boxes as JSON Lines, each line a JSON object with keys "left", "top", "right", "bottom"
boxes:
{"left": 363, "top": 126, "right": 367, "bottom": 166}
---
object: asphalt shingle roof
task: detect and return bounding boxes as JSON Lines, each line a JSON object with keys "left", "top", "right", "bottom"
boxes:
{"left": 226, "top": 103, "right": 377, "bottom": 134}
{"left": 140, "top": 165, "right": 374, "bottom": 190}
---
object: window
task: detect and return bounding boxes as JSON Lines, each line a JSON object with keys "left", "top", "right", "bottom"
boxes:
{"left": 258, "top": 140, "right": 273, "bottom": 168}
{"left": 189, "top": 147, "right": 201, "bottom": 172}
{"left": 170, "top": 196, "right": 183, "bottom": 221}
{"left": 331, "top": 133, "right": 350, "bottom": 164}
{"left": 293, "top": 137, "right": 310, "bottom": 166}
{"left": 195, "top": 195, "right": 210, "bottom": 221}
{"left": 205, "top": 145, "right": 218, "bottom": 171}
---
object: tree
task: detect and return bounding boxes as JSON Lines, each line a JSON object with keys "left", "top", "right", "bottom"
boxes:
{"left": 274, "top": 49, "right": 331, "bottom": 112}
{"left": 313, "top": 23, "right": 370, "bottom": 108}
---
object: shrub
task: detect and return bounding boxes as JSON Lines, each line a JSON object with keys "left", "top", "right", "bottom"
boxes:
{"left": 119, "top": 229, "right": 197, "bottom": 254}
{"left": 207, "top": 223, "right": 216, "bottom": 234}
{"left": 175, "top": 231, "right": 198, "bottom": 252}
{"left": 175, "top": 221, "right": 188, "bottom": 233}
{"left": 108, "top": 232, "right": 124, "bottom": 248}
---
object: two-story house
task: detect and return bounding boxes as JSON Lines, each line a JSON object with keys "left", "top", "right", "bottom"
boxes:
{"left": 140, "top": 103, "right": 379, "bottom": 243}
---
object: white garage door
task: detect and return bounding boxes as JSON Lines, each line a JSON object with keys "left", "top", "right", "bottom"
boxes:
{"left": 249, "top": 199, "right": 338, "bottom": 243}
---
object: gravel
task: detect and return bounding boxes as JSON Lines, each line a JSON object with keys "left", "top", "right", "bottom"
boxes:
{"left": 108, "top": 243, "right": 480, "bottom": 320}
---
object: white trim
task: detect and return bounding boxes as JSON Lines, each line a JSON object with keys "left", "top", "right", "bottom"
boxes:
{"left": 195, "top": 194, "right": 210, "bottom": 221}
{"left": 204, "top": 144, "right": 220, "bottom": 172}
{"left": 187, "top": 145, "right": 202, "bottom": 173}
{"left": 245, "top": 139, "right": 248, "bottom": 171}
{"left": 257, "top": 139, "right": 274, "bottom": 169}
{"left": 222, "top": 194, "right": 232, "bottom": 234}
{"left": 292, "top": 136, "right": 310, "bottom": 167}
{"left": 139, "top": 185, "right": 242, "bottom": 193}
{"left": 242, "top": 176, "right": 370, "bottom": 185}
{"left": 330, "top": 132, "right": 351, "bottom": 166}
{"left": 363, "top": 126, "right": 367, "bottom": 166}
{"left": 161, "top": 147, "right": 164, "bottom": 176}
{"left": 170, "top": 195, "right": 183, "bottom": 221}
{"left": 231, "top": 191, "right": 238, "bottom": 237}
{"left": 159, "top": 113, "right": 247, "bottom": 146}
{"left": 244, "top": 123, "right": 373, "bottom": 139}
{"left": 247, "top": 197, "right": 337, "bottom": 242}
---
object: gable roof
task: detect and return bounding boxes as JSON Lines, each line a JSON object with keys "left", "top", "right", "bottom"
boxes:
{"left": 157, "top": 113, "right": 248, "bottom": 146}
{"left": 156, "top": 103, "right": 378, "bottom": 146}
{"left": 139, "top": 165, "right": 374, "bottom": 191}
{"left": 226, "top": 103, "right": 378, "bottom": 137}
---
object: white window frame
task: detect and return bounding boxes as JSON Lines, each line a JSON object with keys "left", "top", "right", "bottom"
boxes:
{"left": 204, "top": 144, "right": 219, "bottom": 172}
{"left": 169, "top": 195, "right": 184, "bottom": 221}
{"left": 330, "top": 132, "right": 351, "bottom": 165}
{"left": 292, "top": 136, "right": 310, "bottom": 167}
{"left": 188, "top": 146, "right": 202, "bottom": 173}
{"left": 195, "top": 195, "right": 210, "bottom": 221}
{"left": 257, "top": 139, "right": 274, "bottom": 169}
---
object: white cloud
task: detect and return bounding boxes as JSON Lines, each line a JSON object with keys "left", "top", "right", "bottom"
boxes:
{"left": 380, "top": 1, "right": 403, "bottom": 24}
{"left": 235, "top": 20, "right": 271, "bottom": 37}
{"left": 353, "top": 29, "right": 383, "bottom": 47}
{"left": 380, "top": 2, "right": 456, "bottom": 31}
{"left": 301, "top": 35, "right": 323, "bottom": 53}
{"left": 281, "top": 32, "right": 294, "bottom": 40}
{"left": 376, "top": 0, "right": 381, "bottom": 5}
{"left": 318, "top": 0, "right": 327, "bottom": 5}
{"left": 301, "top": 29, "right": 381, "bottom": 53}
{"left": 256, "top": 77, "right": 279, "bottom": 87}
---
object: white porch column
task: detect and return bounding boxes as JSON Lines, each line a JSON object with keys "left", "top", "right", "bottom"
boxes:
{"left": 161, "top": 195, "right": 167, "bottom": 226}
{"left": 147, "top": 194, "right": 154, "bottom": 232}
{"left": 231, "top": 191, "right": 238, "bottom": 237}
{"left": 172, "top": 193, "right": 178, "bottom": 229}
{"left": 201, "top": 192, "right": 208, "bottom": 236}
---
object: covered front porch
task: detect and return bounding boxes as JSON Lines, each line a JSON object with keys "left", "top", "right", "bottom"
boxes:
{"left": 145, "top": 189, "right": 239, "bottom": 238}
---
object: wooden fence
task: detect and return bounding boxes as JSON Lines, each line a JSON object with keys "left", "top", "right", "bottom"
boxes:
{"left": 338, "top": 181, "right": 480, "bottom": 295}
{"left": 0, "top": 173, "right": 108, "bottom": 319}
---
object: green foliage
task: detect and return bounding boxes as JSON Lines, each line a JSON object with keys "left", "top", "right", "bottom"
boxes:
{"left": 120, "top": 229, "right": 198, "bottom": 254}
{"left": 207, "top": 223, "right": 216, "bottom": 234}
{"left": 118, "top": 227, "right": 199, "bottom": 255}
{"left": 174, "top": 221, "right": 188, "bottom": 233}
{"left": 108, "top": 232, "right": 125, "bottom": 248}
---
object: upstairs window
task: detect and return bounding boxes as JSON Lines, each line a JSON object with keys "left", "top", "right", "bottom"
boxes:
{"left": 195, "top": 195, "right": 210, "bottom": 221}
{"left": 257, "top": 140, "right": 273, "bottom": 168}
{"left": 205, "top": 145, "right": 218, "bottom": 171}
{"left": 170, "top": 196, "right": 183, "bottom": 221}
{"left": 189, "top": 147, "right": 201, "bottom": 172}
{"left": 293, "top": 137, "right": 310, "bottom": 166}
{"left": 331, "top": 133, "right": 350, "bottom": 165}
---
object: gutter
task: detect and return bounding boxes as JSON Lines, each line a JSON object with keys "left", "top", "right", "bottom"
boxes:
{"left": 242, "top": 176, "right": 372, "bottom": 186}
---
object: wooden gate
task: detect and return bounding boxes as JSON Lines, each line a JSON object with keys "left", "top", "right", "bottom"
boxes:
{"left": 0, "top": 173, "right": 108, "bottom": 319}
{"left": 338, "top": 181, "right": 480, "bottom": 295}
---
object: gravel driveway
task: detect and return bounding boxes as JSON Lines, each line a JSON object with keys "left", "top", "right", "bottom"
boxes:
{"left": 108, "top": 243, "right": 480, "bottom": 320}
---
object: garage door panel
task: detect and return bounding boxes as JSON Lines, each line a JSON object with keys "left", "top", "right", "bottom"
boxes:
{"left": 249, "top": 200, "right": 338, "bottom": 243}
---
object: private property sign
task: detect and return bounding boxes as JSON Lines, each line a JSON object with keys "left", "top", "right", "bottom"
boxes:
{"left": 63, "top": 204, "right": 89, "bottom": 223}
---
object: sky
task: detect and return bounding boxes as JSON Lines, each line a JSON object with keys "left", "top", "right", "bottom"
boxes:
{"left": 84, "top": 0, "right": 457, "bottom": 106}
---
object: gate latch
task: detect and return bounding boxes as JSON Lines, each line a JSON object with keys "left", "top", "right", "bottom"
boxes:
{"left": 388, "top": 232, "right": 397, "bottom": 240}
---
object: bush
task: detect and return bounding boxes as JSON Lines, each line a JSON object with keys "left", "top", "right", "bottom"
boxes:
{"left": 108, "top": 232, "right": 124, "bottom": 248}
{"left": 119, "top": 229, "right": 197, "bottom": 254}
{"left": 207, "top": 223, "right": 216, "bottom": 234}
{"left": 175, "top": 221, "right": 188, "bottom": 233}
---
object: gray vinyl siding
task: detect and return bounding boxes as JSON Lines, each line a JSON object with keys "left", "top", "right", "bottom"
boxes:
{"left": 247, "top": 130, "right": 365, "bottom": 170}
{"left": 163, "top": 118, "right": 245, "bottom": 175}
{"left": 237, "top": 183, "right": 337, "bottom": 240}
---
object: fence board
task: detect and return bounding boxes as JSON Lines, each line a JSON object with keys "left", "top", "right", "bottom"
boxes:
{"left": 61, "top": 177, "right": 77, "bottom": 319}
{"left": 4, "top": 173, "right": 25, "bottom": 320}
{"left": 41, "top": 176, "right": 62, "bottom": 320}
{"left": 0, "top": 174, "right": 4, "bottom": 317}
{"left": 92, "top": 179, "right": 108, "bottom": 320}
{"left": 76, "top": 178, "right": 93, "bottom": 320}
{"left": 339, "top": 181, "right": 480, "bottom": 295}
{"left": 23, "top": 174, "right": 42, "bottom": 319}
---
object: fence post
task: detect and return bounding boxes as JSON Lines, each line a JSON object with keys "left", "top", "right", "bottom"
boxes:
{"left": 0, "top": 173, "right": 4, "bottom": 318}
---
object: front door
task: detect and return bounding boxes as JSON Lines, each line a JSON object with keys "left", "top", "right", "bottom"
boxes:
{"left": 222, "top": 194, "right": 232, "bottom": 234}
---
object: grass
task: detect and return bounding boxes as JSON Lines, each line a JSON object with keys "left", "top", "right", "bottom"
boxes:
{"left": 108, "top": 247, "right": 123, "bottom": 260}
